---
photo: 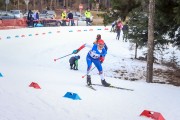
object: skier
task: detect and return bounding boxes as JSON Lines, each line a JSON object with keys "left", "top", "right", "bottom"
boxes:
{"left": 94, "top": 34, "right": 108, "bottom": 51}
{"left": 69, "top": 55, "right": 80, "bottom": 70}
{"left": 72, "top": 39, "right": 111, "bottom": 87}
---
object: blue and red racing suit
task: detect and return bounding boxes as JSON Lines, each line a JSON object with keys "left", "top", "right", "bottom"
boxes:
{"left": 76, "top": 43, "right": 107, "bottom": 77}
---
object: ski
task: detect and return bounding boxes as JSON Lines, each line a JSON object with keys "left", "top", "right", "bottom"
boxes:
{"left": 86, "top": 85, "right": 97, "bottom": 91}
{"left": 92, "top": 84, "right": 134, "bottom": 91}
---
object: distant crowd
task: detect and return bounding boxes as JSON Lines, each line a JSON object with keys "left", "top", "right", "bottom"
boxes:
{"left": 26, "top": 8, "right": 93, "bottom": 27}
{"left": 110, "top": 19, "right": 129, "bottom": 42}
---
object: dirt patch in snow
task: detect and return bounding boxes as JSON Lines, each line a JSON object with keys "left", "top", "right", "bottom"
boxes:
{"left": 113, "top": 66, "right": 180, "bottom": 86}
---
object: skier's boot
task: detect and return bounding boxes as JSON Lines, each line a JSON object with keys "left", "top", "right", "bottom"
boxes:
{"left": 101, "top": 79, "right": 111, "bottom": 87}
{"left": 87, "top": 75, "right": 92, "bottom": 86}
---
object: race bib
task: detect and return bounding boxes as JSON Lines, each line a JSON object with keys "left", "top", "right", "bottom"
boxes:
{"left": 89, "top": 50, "right": 100, "bottom": 59}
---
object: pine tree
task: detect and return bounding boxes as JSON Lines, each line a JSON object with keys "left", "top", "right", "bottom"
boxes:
{"left": 97, "top": 0, "right": 141, "bottom": 26}
{"left": 128, "top": 7, "right": 148, "bottom": 58}
{"left": 169, "top": 51, "right": 179, "bottom": 68}
{"left": 110, "top": 0, "right": 141, "bottom": 21}
{"left": 155, "top": 0, "right": 180, "bottom": 48}
{"left": 154, "top": 44, "right": 169, "bottom": 64}
{"left": 174, "top": 0, "right": 180, "bottom": 24}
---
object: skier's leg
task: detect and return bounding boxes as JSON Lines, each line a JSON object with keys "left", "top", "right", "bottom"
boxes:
{"left": 93, "top": 60, "right": 104, "bottom": 80}
{"left": 86, "top": 56, "right": 93, "bottom": 74}
{"left": 86, "top": 55, "right": 93, "bottom": 85}
{"left": 93, "top": 60, "right": 110, "bottom": 87}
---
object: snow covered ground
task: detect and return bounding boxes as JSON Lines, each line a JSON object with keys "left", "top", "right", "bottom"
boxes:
{"left": 0, "top": 26, "right": 180, "bottom": 120}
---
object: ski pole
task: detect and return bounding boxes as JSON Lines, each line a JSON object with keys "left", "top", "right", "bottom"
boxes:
{"left": 54, "top": 53, "right": 73, "bottom": 62}
{"left": 82, "top": 66, "right": 96, "bottom": 78}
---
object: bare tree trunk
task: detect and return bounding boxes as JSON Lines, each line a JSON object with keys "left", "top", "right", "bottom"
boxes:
{"left": 146, "top": 0, "right": 155, "bottom": 83}
{"left": 135, "top": 43, "right": 138, "bottom": 59}
{"left": 63, "top": 0, "right": 65, "bottom": 7}
{"left": 50, "top": 0, "right": 53, "bottom": 9}
{"left": 38, "top": 0, "right": 42, "bottom": 11}
{"left": 87, "top": 0, "right": 89, "bottom": 8}
{"left": 104, "top": 0, "right": 107, "bottom": 8}
{"left": 17, "top": 0, "right": 19, "bottom": 9}
{"left": 13, "top": 0, "right": 15, "bottom": 8}
{"left": 66, "top": 0, "right": 69, "bottom": 8}
{"left": 54, "top": 0, "right": 57, "bottom": 9}
{"left": 108, "top": 0, "right": 110, "bottom": 8}
{"left": 109, "top": 0, "right": 111, "bottom": 8}
{"left": 33, "top": 0, "right": 36, "bottom": 10}
{"left": 69, "top": 0, "right": 71, "bottom": 7}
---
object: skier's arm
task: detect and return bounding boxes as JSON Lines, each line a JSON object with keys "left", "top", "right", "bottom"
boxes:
{"left": 99, "top": 49, "right": 107, "bottom": 63}
{"left": 101, "top": 48, "right": 107, "bottom": 57}
{"left": 99, "top": 57, "right": 105, "bottom": 63}
{"left": 72, "top": 43, "right": 92, "bottom": 54}
{"left": 104, "top": 43, "right": 108, "bottom": 51}
{"left": 72, "top": 44, "right": 85, "bottom": 54}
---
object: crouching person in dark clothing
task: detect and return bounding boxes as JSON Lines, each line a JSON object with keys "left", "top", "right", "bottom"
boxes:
{"left": 69, "top": 55, "right": 80, "bottom": 70}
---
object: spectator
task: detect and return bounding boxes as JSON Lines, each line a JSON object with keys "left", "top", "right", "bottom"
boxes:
{"left": 67, "top": 11, "right": 74, "bottom": 26}
{"left": 122, "top": 22, "right": 129, "bottom": 42}
{"left": 116, "top": 20, "right": 123, "bottom": 40}
{"left": 61, "top": 10, "right": 67, "bottom": 26}
{"left": 28, "top": 14, "right": 34, "bottom": 27}
{"left": 85, "top": 8, "right": 92, "bottom": 26}
{"left": 110, "top": 21, "right": 116, "bottom": 32}
{"left": 27, "top": 10, "right": 33, "bottom": 27}
{"left": 33, "top": 11, "right": 39, "bottom": 27}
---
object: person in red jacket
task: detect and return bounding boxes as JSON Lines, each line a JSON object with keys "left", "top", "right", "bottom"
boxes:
{"left": 116, "top": 20, "right": 123, "bottom": 40}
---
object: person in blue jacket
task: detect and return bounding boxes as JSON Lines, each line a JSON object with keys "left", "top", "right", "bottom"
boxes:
{"left": 73, "top": 39, "right": 110, "bottom": 87}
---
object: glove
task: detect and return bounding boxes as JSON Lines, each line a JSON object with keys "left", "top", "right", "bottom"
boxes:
{"left": 72, "top": 49, "right": 79, "bottom": 54}
{"left": 99, "top": 57, "right": 105, "bottom": 63}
